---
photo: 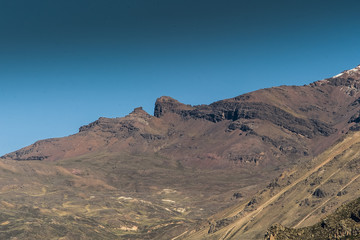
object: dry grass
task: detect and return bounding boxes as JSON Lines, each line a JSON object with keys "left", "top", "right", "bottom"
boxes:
{"left": 183, "top": 131, "right": 360, "bottom": 240}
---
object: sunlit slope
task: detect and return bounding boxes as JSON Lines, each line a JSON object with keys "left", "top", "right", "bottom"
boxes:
{"left": 0, "top": 151, "right": 270, "bottom": 239}
{"left": 181, "top": 131, "right": 360, "bottom": 240}
{"left": 3, "top": 65, "right": 360, "bottom": 239}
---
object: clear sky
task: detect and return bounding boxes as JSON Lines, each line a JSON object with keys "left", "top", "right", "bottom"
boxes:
{"left": 1, "top": 0, "right": 360, "bottom": 156}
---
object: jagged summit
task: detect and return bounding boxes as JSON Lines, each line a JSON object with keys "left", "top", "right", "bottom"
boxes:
{"left": 154, "top": 96, "right": 193, "bottom": 117}
{"left": 127, "top": 106, "right": 151, "bottom": 119}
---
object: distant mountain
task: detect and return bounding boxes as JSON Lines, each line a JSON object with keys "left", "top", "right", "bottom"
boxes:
{"left": 2, "top": 65, "right": 360, "bottom": 239}
{"left": 5, "top": 66, "right": 360, "bottom": 169}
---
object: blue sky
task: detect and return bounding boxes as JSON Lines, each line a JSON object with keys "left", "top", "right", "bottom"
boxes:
{"left": 1, "top": 0, "right": 360, "bottom": 155}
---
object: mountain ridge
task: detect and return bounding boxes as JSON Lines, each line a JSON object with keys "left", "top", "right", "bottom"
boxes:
{"left": 2, "top": 65, "right": 360, "bottom": 239}
{"left": 4, "top": 68, "right": 360, "bottom": 165}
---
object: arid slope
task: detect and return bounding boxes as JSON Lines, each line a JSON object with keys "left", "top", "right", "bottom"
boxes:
{"left": 2, "top": 65, "right": 360, "bottom": 239}
{"left": 180, "top": 130, "right": 360, "bottom": 239}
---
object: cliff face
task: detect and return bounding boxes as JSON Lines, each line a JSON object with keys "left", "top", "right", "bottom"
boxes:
{"left": 155, "top": 96, "right": 335, "bottom": 138}
{"left": 154, "top": 96, "right": 194, "bottom": 117}
{"left": 150, "top": 71, "right": 360, "bottom": 169}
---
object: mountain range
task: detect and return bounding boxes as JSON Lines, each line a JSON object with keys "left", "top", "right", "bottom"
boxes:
{"left": 2, "top": 65, "right": 360, "bottom": 239}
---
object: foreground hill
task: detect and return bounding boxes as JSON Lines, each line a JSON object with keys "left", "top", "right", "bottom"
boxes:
{"left": 181, "top": 130, "right": 360, "bottom": 239}
{"left": 2, "top": 65, "right": 360, "bottom": 239}
{"left": 265, "top": 196, "right": 360, "bottom": 239}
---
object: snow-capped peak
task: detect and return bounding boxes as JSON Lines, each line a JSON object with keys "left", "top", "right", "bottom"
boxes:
{"left": 332, "top": 65, "right": 360, "bottom": 78}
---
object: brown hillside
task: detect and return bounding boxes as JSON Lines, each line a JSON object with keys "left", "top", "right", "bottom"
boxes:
{"left": 2, "top": 65, "right": 360, "bottom": 239}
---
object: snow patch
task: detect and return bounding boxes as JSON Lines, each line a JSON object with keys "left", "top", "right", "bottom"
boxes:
{"left": 332, "top": 65, "right": 360, "bottom": 78}
{"left": 333, "top": 73, "right": 344, "bottom": 78}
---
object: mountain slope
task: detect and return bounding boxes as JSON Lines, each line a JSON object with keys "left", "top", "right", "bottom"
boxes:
{"left": 5, "top": 67, "right": 360, "bottom": 170}
{"left": 180, "top": 130, "right": 360, "bottom": 239}
{"left": 2, "top": 65, "right": 360, "bottom": 239}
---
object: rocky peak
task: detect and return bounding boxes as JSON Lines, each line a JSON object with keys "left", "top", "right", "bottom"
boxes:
{"left": 154, "top": 96, "right": 193, "bottom": 117}
{"left": 331, "top": 64, "right": 360, "bottom": 79}
{"left": 310, "top": 64, "right": 360, "bottom": 91}
{"left": 128, "top": 107, "right": 151, "bottom": 119}
{"left": 131, "top": 106, "right": 145, "bottom": 113}
{"left": 79, "top": 117, "right": 108, "bottom": 132}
